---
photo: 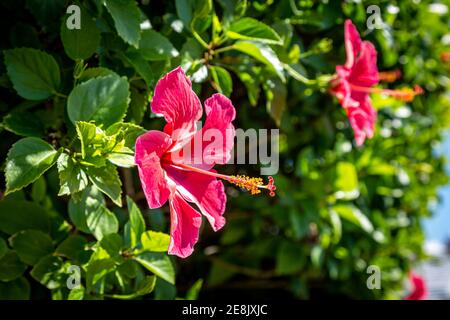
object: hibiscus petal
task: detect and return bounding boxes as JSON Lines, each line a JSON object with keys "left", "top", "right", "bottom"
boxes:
{"left": 151, "top": 66, "right": 202, "bottom": 144}
{"left": 332, "top": 66, "right": 360, "bottom": 109}
{"left": 165, "top": 166, "right": 226, "bottom": 232}
{"left": 350, "top": 41, "right": 379, "bottom": 87}
{"left": 168, "top": 191, "right": 202, "bottom": 258}
{"left": 344, "top": 19, "right": 362, "bottom": 69}
{"left": 189, "top": 93, "right": 236, "bottom": 169}
{"left": 135, "top": 130, "right": 173, "bottom": 208}
{"left": 346, "top": 97, "right": 376, "bottom": 146}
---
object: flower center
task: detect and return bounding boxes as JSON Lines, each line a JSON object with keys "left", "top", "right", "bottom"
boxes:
{"left": 168, "top": 161, "right": 277, "bottom": 197}
{"left": 349, "top": 83, "right": 423, "bottom": 102}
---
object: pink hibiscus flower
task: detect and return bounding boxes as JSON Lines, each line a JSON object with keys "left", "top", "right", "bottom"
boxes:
{"left": 405, "top": 271, "right": 427, "bottom": 300}
{"left": 330, "top": 19, "right": 423, "bottom": 145}
{"left": 135, "top": 67, "right": 276, "bottom": 258}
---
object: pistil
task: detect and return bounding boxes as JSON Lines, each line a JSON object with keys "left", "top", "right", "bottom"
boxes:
{"left": 170, "top": 162, "right": 276, "bottom": 197}
{"left": 349, "top": 84, "right": 423, "bottom": 102}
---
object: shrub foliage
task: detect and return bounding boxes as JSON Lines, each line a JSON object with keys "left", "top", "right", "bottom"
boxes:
{"left": 0, "top": 0, "right": 449, "bottom": 299}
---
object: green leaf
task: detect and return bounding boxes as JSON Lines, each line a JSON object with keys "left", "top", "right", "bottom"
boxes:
{"left": 86, "top": 163, "right": 123, "bottom": 207}
{"left": 67, "top": 75, "right": 130, "bottom": 128}
{"left": 134, "top": 252, "right": 175, "bottom": 284}
{"left": 230, "top": 65, "right": 260, "bottom": 106}
{"left": 99, "top": 233, "right": 123, "bottom": 262}
{"left": 127, "top": 196, "right": 145, "bottom": 248}
{"left": 55, "top": 235, "right": 87, "bottom": 262}
{"left": 0, "top": 277, "right": 30, "bottom": 299}
{"left": 30, "top": 255, "right": 64, "bottom": 289}
{"left": 192, "top": 0, "right": 212, "bottom": 32}
{"left": 10, "top": 230, "right": 54, "bottom": 265}
{"left": 105, "top": 122, "right": 146, "bottom": 167}
{"left": 56, "top": 153, "right": 89, "bottom": 196}
{"left": 86, "top": 258, "right": 116, "bottom": 292}
{"left": 4, "top": 48, "right": 61, "bottom": 100}
{"left": 107, "top": 275, "right": 156, "bottom": 299}
{"left": 5, "top": 137, "right": 59, "bottom": 194}
{"left": 3, "top": 112, "right": 45, "bottom": 137}
{"left": 78, "top": 67, "right": 115, "bottom": 82}
{"left": 210, "top": 66, "right": 232, "bottom": 96}
{"left": 329, "top": 209, "right": 342, "bottom": 244}
{"left": 227, "top": 18, "right": 282, "bottom": 44}
{"left": 60, "top": 8, "right": 101, "bottom": 60}
{"left": 334, "top": 162, "right": 359, "bottom": 200}
{"left": 154, "top": 278, "right": 176, "bottom": 300}
{"left": 68, "top": 186, "right": 97, "bottom": 233}
{"left": 104, "top": 0, "right": 141, "bottom": 47}
{"left": 0, "top": 238, "right": 7, "bottom": 260}
{"left": 127, "top": 84, "right": 148, "bottom": 124}
{"left": 136, "top": 275, "right": 157, "bottom": 295}
{"left": 138, "top": 30, "right": 179, "bottom": 61}
{"left": 275, "top": 241, "right": 304, "bottom": 275}
{"left": 332, "top": 205, "right": 374, "bottom": 234}
{"left": 105, "top": 123, "right": 146, "bottom": 149}
{"left": 218, "top": 0, "right": 247, "bottom": 22}
{"left": 31, "top": 176, "right": 46, "bottom": 202}
{"left": 68, "top": 286, "right": 85, "bottom": 300}
{"left": 139, "top": 231, "right": 170, "bottom": 253}
{"left": 367, "top": 162, "right": 397, "bottom": 176}
{"left": 176, "top": 0, "right": 212, "bottom": 32}
{"left": 185, "top": 279, "right": 203, "bottom": 300}
{"left": 311, "top": 245, "right": 324, "bottom": 268}
{"left": 106, "top": 276, "right": 156, "bottom": 300}
{"left": 69, "top": 186, "right": 119, "bottom": 239}
{"left": 175, "top": 0, "right": 193, "bottom": 29}
{"left": 0, "top": 251, "right": 27, "bottom": 281}
{"left": 120, "top": 51, "right": 154, "bottom": 85}
{"left": 86, "top": 204, "right": 119, "bottom": 240}
{"left": 0, "top": 200, "right": 50, "bottom": 235}
{"left": 75, "top": 121, "right": 105, "bottom": 161}
{"left": 264, "top": 78, "right": 286, "bottom": 126}
{"left": 233, "top": 41, "right": 285, "bottom": 82}
{"left": 107, "top": 153, "right": 135, "bottom": 168}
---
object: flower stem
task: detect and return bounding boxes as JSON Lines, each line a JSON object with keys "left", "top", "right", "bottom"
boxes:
{"left": 192, "top": 30, "right": 209, "bottom": 49}
{"left": 283, "top": 63, "right": 315, "bottom": 85}
{"left": 53, "top": 91, "right": 68, "bottom": 98}
{"left": 212, "top": 45, "right": 235, "bottom": 55}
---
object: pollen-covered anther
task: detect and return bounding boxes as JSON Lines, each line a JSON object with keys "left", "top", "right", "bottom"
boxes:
{"left": 392, "top": 85, "right": 424, "bottom": 102}
{"left": 229, "top": 175, "right": 276, "bottom": 196}
{"left": 229, "top": 175, "right": 263, "bottom": 195}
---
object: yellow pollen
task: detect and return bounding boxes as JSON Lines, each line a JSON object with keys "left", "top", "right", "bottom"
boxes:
{"left": 393, "top": 85, "right": 423, "bottom": 102}
{"left": 228, "top": 175, "right": 276, "bottom": 197}
{"left": 229, "top": 175, "right": 263, "bottom": 195}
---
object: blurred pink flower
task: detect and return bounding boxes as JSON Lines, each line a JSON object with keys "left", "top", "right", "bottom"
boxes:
{"left": 331, "top": 20, "right": 423, "bottom": 146}
{"left": 405, "top": 271, "right": 427, "bottom": 300}
{"left": 135, "top": 67, "right": 275, "bottom": 258}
